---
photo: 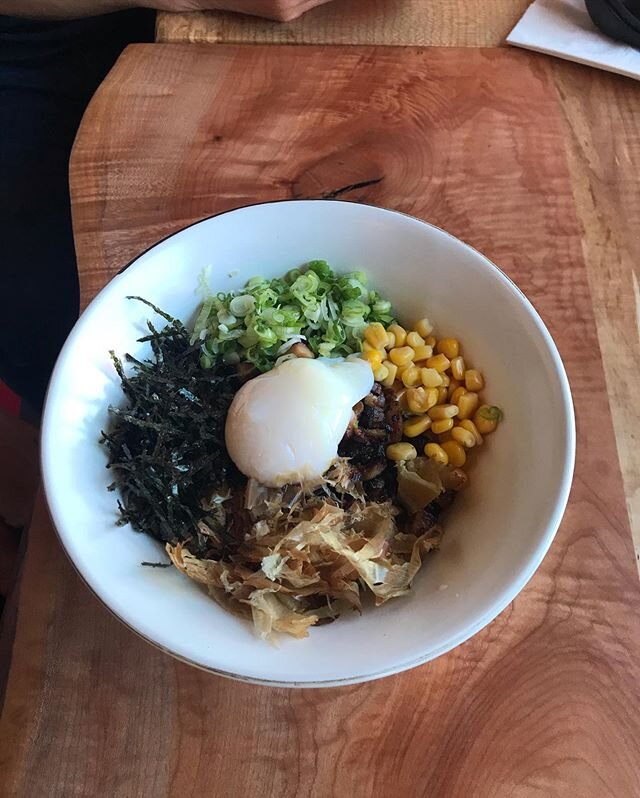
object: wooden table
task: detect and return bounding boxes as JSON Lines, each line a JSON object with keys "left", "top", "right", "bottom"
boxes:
{"left": 156, "top": 2, "right": 640, "bottom": 567}
{"left": 1, "top": 5, "right": 640, "bottom": 797}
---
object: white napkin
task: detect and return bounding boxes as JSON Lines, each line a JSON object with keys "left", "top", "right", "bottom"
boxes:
{"left": 507, "top": 0, "right": 640, "bottom": 82}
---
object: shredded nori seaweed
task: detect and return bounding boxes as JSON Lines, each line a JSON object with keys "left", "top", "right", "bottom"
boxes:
{"left": 101, "top": 298, "right": 241, "bottom": 557}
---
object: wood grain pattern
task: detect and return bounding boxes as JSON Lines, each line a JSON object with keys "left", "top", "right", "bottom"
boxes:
{"left": 1, "top": 44, "right": 640, "bottom": 796}
{"left": 156, "top": 0, "right": 531, "bottom": 46}
{"left": 551, "top": 64, "right": 640, "bottom": 566}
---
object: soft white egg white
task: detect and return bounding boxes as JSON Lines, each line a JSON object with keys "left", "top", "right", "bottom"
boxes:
{"left": 225, "top": 356, "right": 374, "bottom": 487}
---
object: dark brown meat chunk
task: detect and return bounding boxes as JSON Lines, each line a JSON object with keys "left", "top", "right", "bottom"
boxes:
{"left": 365, "top": 465, "right": 398, "bottom": 502}
{"left": 360, "top": 403, "right": 385, "bottom": 428}
{"left": 435, "top": 488, "right": 456, "bottom": 511}
{"left": 339, "top": 435, "right": 386, "bottom": 471}
{"left": 350, "top": 426, "right": 386, "bottom": 444}
{"left": 358, "top": 458, "right": 387, "bottom": 481}
{"left": 406, "top": 500, "right": 441, "bottom": 537}
{"left": 339, "top": 425, "right": 386, "bottom": 485}
{"left": 406, "top": 488, "right": 458, "bottom": 537}
{"left": 365, "top": 476, "right": 387, "bottom": 501}
{"left": 339, "top": 385, "right": 401, "bottom": 482}
{"left": 382, "top": 388, "right": 402, "bottom": 443}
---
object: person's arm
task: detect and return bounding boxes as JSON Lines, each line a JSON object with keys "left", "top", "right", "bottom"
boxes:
{"left": 171, "top": 0, "right": 333, "bottom": 22}
{"left": 0, "top": 0, "right": 333, "bottom": 21}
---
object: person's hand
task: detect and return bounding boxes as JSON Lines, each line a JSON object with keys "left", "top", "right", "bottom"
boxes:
{"left": 0, "top": 0, "right": 335, "bottom": 22}
{"left": 148, "top": 0, "right": 334, "bottom": 22}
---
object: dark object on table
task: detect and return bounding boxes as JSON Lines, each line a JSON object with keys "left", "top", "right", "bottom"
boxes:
{"left": 585, "top": 0, "right": 640, "bottom": 48}
{"left": 0, "top": 10, "right": 155, "bottom": 416}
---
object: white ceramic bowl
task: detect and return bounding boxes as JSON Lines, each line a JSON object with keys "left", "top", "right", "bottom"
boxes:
{"left": 42, "top": 200, "right": 575, "bottom": 687}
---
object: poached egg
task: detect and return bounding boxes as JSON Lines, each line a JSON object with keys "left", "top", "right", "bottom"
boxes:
{"left": 225, "top": 356, "right": 373, "bottom": 487}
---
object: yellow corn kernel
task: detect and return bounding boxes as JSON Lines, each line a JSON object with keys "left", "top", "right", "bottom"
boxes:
{"left": 442, "top": 440, "right": 467, "bottom": 467}
{"left": 389, "top": 346, "right": 415, "bottom": 366}
{"left": 441, "top": 373, "right": 451, "bottom": 387}
{"left": 451, "top": 386, "right": 467, "bottom": 405}
{"left": 387, "top": 324, "right": 407, "bottom": 347}
{"left": 436, "top": 338, "right": 460, "bottom": 359}
{"left": 363, "top": 348, "right": 383, "bottom": 370}
{"left": 414, "top": 318, "right": 433, "bottom": 339}
{"left": 387, "top": 442, "right": 418, "bottom": 462}
{"left": 447, "top": 378, "right": 462, "bottom": 400}
{"left": 425, "top": 335, "right": 437, "bottom": 348}
{"left": 424, "top": 442, "right": 448, "bottom": 465}
{"left": 406, "top": 386, "right": 429, "bottom": 413}
{"left": 406, "top": 331, "right": 425, "bottom": 349}
{"left": 424, "top": 387, "right": 439, "bottom": 410}
{"left": 420, "top": 367, "right": 443, "bottom": 388}
{"left": 459, "top": 419, "right": 483, "bottom": 445}
{"left": 450, "top": 356, "right": 466, "bottom": 381}
{"left": 403, "top": 415, "right": 432, "bottom": 438}
{"left": 385, "top": 331, "right": 396, "bottom": 349}
{"left": 395, "top": 361, "right": 413, "bottom": 378}
{"left": 473, "top": 405, "right": 502, "bottom": 434}
{"left": 465, "top": 369, "right": 484, "bottom": 392}
{"left": 431, "top": 418, "right": 454, "bottom": 435}
{"left": 362, "top": 340, "right": 382, "bottom": 354}
{"left": 381, "top": 360, "right": 398, "bottom": 387}
{"left": 451, "top": 425, "right": 476, "bottom": 448}
{"left": 412, "top": 344, "right": 433, "bottom": 362}
{"left": 426, "top": 353, "right": 451, "bottom": 373}
{"left": 373, "top": 364, "right": 389, "bottom": 382}
{"left": 457, "top": 390, "right": 479, "bottom": 420}
{"left": 428, "top": 403, "right": 459, "bottom": 420}
{"left": 401, "top": 365, "right": 422, "bottom": 387}
{"left": 437, "top": 386, "right": 448, "bottom": 404}
{"left": 364, "top": 322, "right": 389, "bottom": 350}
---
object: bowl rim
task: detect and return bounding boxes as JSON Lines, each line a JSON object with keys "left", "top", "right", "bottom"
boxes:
{"left": 41, "top": 199, "right": 576, "bottom": 688}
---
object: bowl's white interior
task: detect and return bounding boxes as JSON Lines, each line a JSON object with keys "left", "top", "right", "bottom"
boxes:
{"left": 42, "top": 201, "right": 574, "bottom": 686}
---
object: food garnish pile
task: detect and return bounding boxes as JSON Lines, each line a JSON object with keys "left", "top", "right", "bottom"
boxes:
{"left": 102, "top": 262, "right": 502, "bottom": 640}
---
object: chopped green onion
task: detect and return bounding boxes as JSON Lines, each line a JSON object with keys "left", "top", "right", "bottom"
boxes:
{"left": 195, "top": 261, "right": 395, "bottom": 371}
{"left": 229, "top": 295, "right": 255, "bottom": 316}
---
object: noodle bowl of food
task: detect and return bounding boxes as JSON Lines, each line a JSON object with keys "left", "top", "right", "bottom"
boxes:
{"left": 41, "top": 200, "right": 575, "bottom": 686}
